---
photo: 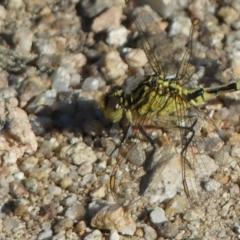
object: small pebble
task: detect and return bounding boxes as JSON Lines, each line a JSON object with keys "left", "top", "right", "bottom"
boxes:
{"left": 81, "top": 173, "right": 97, "bottom": 186}
{"left": 62, "top": 194, "right": 77, "bottom": 206}
{"left": 91, "top": 5, "right": 122, "bottom": 33}
{"left": 144, "top": 225, "right": 157, "bottom": 240}
{"left": 70, "top": 73, "right": 81, "bottom": 88}
{"left": 3, "top": 151, "right": 17, "bottom": 164}
{"left": 106, "top": 26, "right": 130, "bottom": 47}
{"left": 55, "top": 162, "right": 70, "bottom": 176}
{"left": 39, "top": 204, "right": 57, "bottom": 220}
{"left": 75, "top": 220, "right": 87, "bottom": 233}
{"left": 150, "top": 207, "right": 167, "bottom": 225}
{"left": 231, "top": 144, "right": 240, "bottom": 158}
{"left": 60, "top": 176, "right": 73, "bottom": 189}
{"left": 101, "top": 50, "right": 128, "bottom": 80}
{"left": 122, "top": 48, "right": 148, "bottom": 68}
{"left": 48, "top": 185, "right": 62, "bottom": 195}
{"left": 0, "top": 6, "right": 7, "bottom": 19}
{"left": 82, "top": 77, "right": 99, "bottom": 91}
{"left": 28, "top": 167, "right": 52, "bottom": 180}
{"left": 91, "top": 204, "right": 136, "bottom": 236}
{"left": 37, "top": 229, "right": 53, "bottom": 240}
{"left": 14, "top": 204, "right": 28, "bottom": 216}
{"left": 64, "top": 203, "right": 86, "bottom": 220}
{"left": 19, "top": 156, "right": 38, "bottom": 172}
{"left": 60, "top": 53, "right": 87, "bottom": 70}
{"left": 109, "top": 229, "right": 119, "bottom": 240}
{"left": 91, "top": 185, "right": 106, "bottom": 199}
{"left": 13, "top": 27, "right": 33, "bottom": 54}
{"left": 218, "top": 6, "right": 239, "bottom": 25}
{"left": 83, "top": 229, "right": 103, "bottom": 240}
{"left": 157, "top": 221, "right": 178, "bottom": 238}
{"left": 78, "top": 162, "right": 93, "bottom": 176}
{"left": 7, "top": 0, "right": 23, "bottom": 9}
{"left": 3, "top": 218, "right": 19, "bottom": 231}
{"left": 51, "top": 67, "right": 71, "bottom": 92}
{"left": 59, "top": 141, "right": 97, "bottom": 166}
{"left": 6, "top": 107, "right": 38, "bottom": 153}
{"left": 53, "top": 218, "right": 74, "bottom": 233}
{"left": 13, "top": 172, "right": 24, "bottom": 180}
{"left": 9, "top": 180, "right": 29, "bottom": 198}
{"left": 23, "top": 178, "right": 38, "bottom": 194}
{"left": 169, "top": 15, "right": 191, "bottom": 37}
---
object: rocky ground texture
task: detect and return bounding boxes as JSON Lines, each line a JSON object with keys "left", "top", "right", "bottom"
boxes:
{"left": 1, "top": 0, "right": 240, "bottom": 239}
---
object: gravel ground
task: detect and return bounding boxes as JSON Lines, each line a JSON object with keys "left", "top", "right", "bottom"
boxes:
{"left": 1, "top": 0, "right": 240, "bottom": 239}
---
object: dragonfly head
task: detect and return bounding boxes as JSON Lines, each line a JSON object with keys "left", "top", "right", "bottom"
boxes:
{"left": 101, "top": 86, "right": 125, "bottom": 123}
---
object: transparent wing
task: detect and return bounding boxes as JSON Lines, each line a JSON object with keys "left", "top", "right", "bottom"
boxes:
{"left": 179, "top": 109, "right": 225, "bottom": 211}
{"left": 110, "top": 122, "right": 174, "bottom": 206}
{"left": 151, "top": 97, "right": 226, "bottom": 211}
{"left": 125, "top": 1, "right": 198, "bottom": 83}
{"left": 110, "top": 127, "right": 153, "bottom": 206}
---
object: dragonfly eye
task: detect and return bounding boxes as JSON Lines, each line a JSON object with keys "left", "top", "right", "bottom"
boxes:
{"left": 107, "top": 97, "right": 121, "bottom": 112}
{"left": 104, "top": 96, "right": 123, "bottom": 122}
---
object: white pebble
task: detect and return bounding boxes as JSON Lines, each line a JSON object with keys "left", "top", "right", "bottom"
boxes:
{"left": 48, "top": 185, "right": 62, "bottom": 195}
{"left": 144, "top": 225, "right": 157, "bottom": 240}
{"left": 98, "top": 161, "right": 106, "bottom": 170}
{"left": 60, "top": 176, "right": 73, "bottom": 189}
{"left": 150, "top": 207, "right": 167, "bottom": 224}
{"left": 28, "top": 167, "right": 52, "bottom": 180}
{"left": 13, "top": 27, "right": 33, "bottom": 54}
{"left": 91, "top": 185, "right": 106, "bottom": 199}
{"left": 122, "top": 48, "right": 148, "bottom": 68}
{"left": 169, "top": 16, "right": 191, "bottom": 37}
{"left": 98, "top": 78, "right": 106, "bottom": 88}
{"left": 64, "top": 203, "right": 85, "bottom": 220}
{"left": 109, "top": 230, "right": 119, "bottom": 240}
{"left": 19, "top": 156, "right": 38, "bottom": 172}
{"left": 102, "top": 51, "right": 128, "bottom": 79}
{"left": 51, "top": 67, "right": 71, "bottom": 92}
{"left": 204, "top": 179, "right": 221, "bottom": 192}
{"left": 81, "top": 173, "right": 97, "bottom": 186}
{"left": 91, "top": 5, "right": 122, "bottom": 33}
{"left": 3, "top": 218, "right": 19, "bottom": 231}
{"left": 23, "top": 178, "right": 38, "bottom": 194}
{"left": 25, "top": 89, "right": 57, "bottom": 114}
{"left": 59, "top": 141, "right": 97, "bottom": 165}
{"left": 60, "top": 53, "right": 87, "bottom": 69}
{"left": 8, "top": 164, "right": 19, "bottom": 174}
{"left": 0, "top": 87, "right": 17, "bottom": 99}
{"left": 7, "top": 107, "right": 38, "bottom": 153}
{"left": 82, "top": 77, "right": 99, "bottom": 91}
{"left": 106, "top": 26, "right": 130, "bottom": 47}
{"left": 0, "top": 187, "right": 10, "bottom": 196}
{"left": 91, "top": 204, "right": 136, "bottom": 236}
{"left": 83, "top": 229, "right": 102, "bottom": 240}
{"left": 55, "top": 162, "right": 70, "bottom": 175}
{"left": 70, "top": 73, "right": 81, "bottom": 88}
{"left": 7, "top": 0, "right": 23, "bottom": 9}
{"left": 78, "top": 162, "right": 93, "bottom": 176}
{"left": 36, "top": 38, "right": 57, "bottom": 55}
{"left": 0, "top": 6, "right": 7, "bottom": 19}
{"left": 37, "top": 229, "right": 53, "bottom": 240}
{"left": 62, "top": 194, "right": 77, "bottom": 206}
{"left": 13, "top": 172, "right": 24, "bottom": 180}
{"left": 3, "top": 151, "right": 17, "bottom": 164}
{"left": 64, "top": 65, "right": 77, "bottom": 74}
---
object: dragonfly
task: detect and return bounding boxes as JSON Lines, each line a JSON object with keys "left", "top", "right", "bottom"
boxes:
{"left": 101, "top": 0, "right": 240, "bottom": 211}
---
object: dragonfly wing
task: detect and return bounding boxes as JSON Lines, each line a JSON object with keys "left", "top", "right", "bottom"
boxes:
{"left": 179, "top": 108, "right": 225, "bottom": 210}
